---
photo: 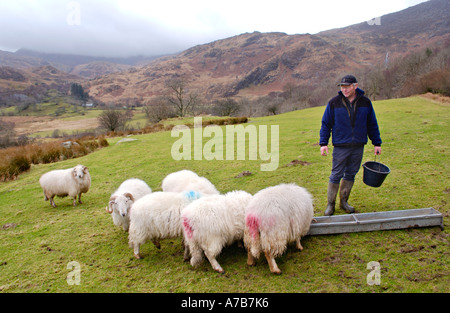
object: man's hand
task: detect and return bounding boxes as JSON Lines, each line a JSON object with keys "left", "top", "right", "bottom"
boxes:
{"left": 374, "top": 146, "right": 381, "bottom": 155}
{"left": 320, "top": 145, "right": 329, "bottom": 156}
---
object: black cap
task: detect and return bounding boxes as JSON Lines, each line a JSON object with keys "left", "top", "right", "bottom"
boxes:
{"left": 337, "top": 75, "right": 358, "bottom": 86}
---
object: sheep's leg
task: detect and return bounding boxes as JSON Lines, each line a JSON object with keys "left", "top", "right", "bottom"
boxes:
{"left": 204, "top": 251, "right": 224, "bottom": 274}
{"left": 133, "top": 243, "right": 141, "bottom": 259}
{"left": 43, "top": 192, "right": 49, "bottom": 201}
{"left": 122, "top": 220, "right": 130, "bottom": 232}
{"left": 50, "top": 196, "right": 57, "bottom": 208}
{"left": 264, "top": 251, "right": 281, "bottom": 275}
{"left": 296, "top": 238, "right": 303, "bottom": 251}
{"left": 247, "top": 250, "right": 256, "bottom": 266}
{"left": 189, "top": 243, "right": 204, "bottom": 268}
{"left": 72, "top": 196, "right": 77, "bottom": 206}
{"left": 78, "top": 192, "right": 83, "bottom": 204}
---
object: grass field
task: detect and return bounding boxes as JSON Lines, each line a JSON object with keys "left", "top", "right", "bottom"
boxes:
{"left": 0, "top": 96, "right": 448, "bottom": 293}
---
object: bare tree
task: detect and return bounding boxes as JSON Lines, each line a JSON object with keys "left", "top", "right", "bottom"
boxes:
{"left": 282, "top": 82, "right": 297, "bottom": 100}
{"left": 143, "top": 96, "right": 175, "bottom": 123}
{"left": 165, "top": 78, "right": 199, "bottom": 117}
{"left": 238, "top": 97, "right": 259, "bottom": 117}
{"left": 212, "top": 98, "right": 241, "bottom": 116}
{"left": 0, "top": 118, "right": 17, "bottom": 148}
{"left": 97, "top": 109, "right": 132, "bottom": 132}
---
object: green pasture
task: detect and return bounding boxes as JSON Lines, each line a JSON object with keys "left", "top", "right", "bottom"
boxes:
{"left": 0, "top": 96, "right": 448, "bottom": 292}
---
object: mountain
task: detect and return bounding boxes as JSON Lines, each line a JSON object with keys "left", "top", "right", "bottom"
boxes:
{"left": 317, "top": 0, "right": 449, "bottom": 62}
{"left": 0, "top": 50, "right": 54, "bottom": 70}
{"left": 0, "top": 65, "right": 82, "bottom": 87}
{"left": 0, "top": 65, "right": 84, "bottom": 108}
{"left": 70, "top": 61, "right": 132, "bottom": 79}
{"left": 0, "top": 49, "right": 163, "bottom": 79}
{"left": 85, "top": 0, "right": 449, "bottom": 105}
{"left": 86, "top": 32, "right": 360, "bottom": 103}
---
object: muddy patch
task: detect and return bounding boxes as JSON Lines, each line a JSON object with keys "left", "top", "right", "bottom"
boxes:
{"left": 284, "top": 159, "right": 312, "bottom": 167}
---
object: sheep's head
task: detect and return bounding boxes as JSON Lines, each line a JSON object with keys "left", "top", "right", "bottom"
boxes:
{"left": 108, "top": 193, "right": 134, "bottom": 217}
{"left": 73, "top": 165, "right": 88, "bottom": 180}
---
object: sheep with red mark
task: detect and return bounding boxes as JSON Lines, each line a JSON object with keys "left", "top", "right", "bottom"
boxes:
{"left": 39, "top": 164, "right": 91, "bottom": 208}
{"left": 128, "top": 190, "right": 202, "bottom": 259}
{"left": 182, "top": 190, "right": 252, "bottom": 273}
{"left": 244, "top": 183, "right": 314, "bottom": 274}
{"left": 161, "top": 169, "right": 220, "bottom": 195}
{"left": 106, "top": 178, "right": 152, "bottom": 231}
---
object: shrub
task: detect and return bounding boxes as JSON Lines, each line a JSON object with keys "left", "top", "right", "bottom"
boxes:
{"left": 40, "top": 143, "right": 63, "bottom": 164}
{"left": 98, "top": 136, "right": 109, "bottom": 148}
{"left": 0, "top": 149, "right": 31, "bottom": 181}
{"left": 9, "top": 154, "right": 31, "bottom": 176}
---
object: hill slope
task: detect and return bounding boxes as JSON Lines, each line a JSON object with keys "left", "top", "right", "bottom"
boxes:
{"left": 85, "top": 0, "right": 449, "bottom": 104}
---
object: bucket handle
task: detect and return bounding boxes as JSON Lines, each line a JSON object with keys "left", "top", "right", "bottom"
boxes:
{"left": 374, "top": 154, "right": 382, "bottom": 172}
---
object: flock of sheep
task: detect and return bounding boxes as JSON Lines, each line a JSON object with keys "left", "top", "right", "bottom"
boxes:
{"left": 39, "top": 165, "right": 314, "bottom": 275}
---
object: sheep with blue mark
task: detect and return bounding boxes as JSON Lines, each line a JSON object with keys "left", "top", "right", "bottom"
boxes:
{"left": 161, "top": 169, "right": 220, "bottom": 195}
{"left": 128, "top": 190, "right": 203, "bottom": 259}
{"left": 182, "top": 190, "right": 253, "bottom": 273}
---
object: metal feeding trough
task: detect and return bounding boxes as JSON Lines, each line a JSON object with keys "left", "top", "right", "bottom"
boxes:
{"left": 307, "top": 208, "right": 444, "bottom": 236}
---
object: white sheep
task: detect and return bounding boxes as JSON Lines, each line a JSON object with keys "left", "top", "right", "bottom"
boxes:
{"left": 244, "top": 183, "right": 314, "bottom": 274}
{"left": 161, "top": 169, "right": 220, "bottom": 195}
{"left": 128, "top": 190, "right": 202, "bottom": 259}
{"left": 39, "top": 164, "right": 91, "bottom": 208}
{"left": 106, "top": 178, "right": 152, "bottom": 231}
{"left": 182, "top": 190, "right": 252, "bottom": 273}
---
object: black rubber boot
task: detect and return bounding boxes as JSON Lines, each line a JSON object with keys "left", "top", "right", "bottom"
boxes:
{"left": 324, "top": 182, "right": 339, "bottom": 216}
{"left": 340, "top": 180, "right": 355, "bottom": 213}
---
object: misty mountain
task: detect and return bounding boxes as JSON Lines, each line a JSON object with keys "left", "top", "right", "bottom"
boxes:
{"left": 0, "top": 49, "right": 166, "bottom": 79}
{"left": 85, "top": 0, "right": 449, "bottom": 104}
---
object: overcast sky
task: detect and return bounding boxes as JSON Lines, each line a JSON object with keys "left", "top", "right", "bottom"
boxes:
{"left": 0, "top": 0, "right": 429, "bottom": 58}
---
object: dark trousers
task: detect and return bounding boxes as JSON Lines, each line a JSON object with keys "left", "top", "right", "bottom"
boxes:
{"left": 329, "top": 146, "right": 364, "bottom": 184}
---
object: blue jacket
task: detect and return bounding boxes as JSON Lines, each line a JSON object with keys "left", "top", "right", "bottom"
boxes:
{"left": 320, "top": 88, "right": 382, "bottom": 147}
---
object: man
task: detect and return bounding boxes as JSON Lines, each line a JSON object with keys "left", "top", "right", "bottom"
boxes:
{"left": 320, "top": 75, "right": 382, "bottom": 216}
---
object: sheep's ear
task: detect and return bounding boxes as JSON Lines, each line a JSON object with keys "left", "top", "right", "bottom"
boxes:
{"left": 72, "top": 168, "right": 77, "bottom": 178}
{"left": 124, "top": 192, "right": 134, "bottom": 202}
{"left": 83, "top": 166, "right": 88, "bottom": 174}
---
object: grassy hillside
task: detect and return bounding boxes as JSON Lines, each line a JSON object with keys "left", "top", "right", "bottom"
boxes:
{"left": 0, "top": 96, "right": 448, "bottom": 293}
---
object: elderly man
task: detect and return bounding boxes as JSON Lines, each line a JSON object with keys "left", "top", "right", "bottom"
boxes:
{"left": 319, "top": 75, "right": 382, "bottom": 216}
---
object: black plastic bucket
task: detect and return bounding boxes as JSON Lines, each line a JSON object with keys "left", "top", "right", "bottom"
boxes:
{"left": 362, "top": 161, "right": 390, "bottom": 187}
